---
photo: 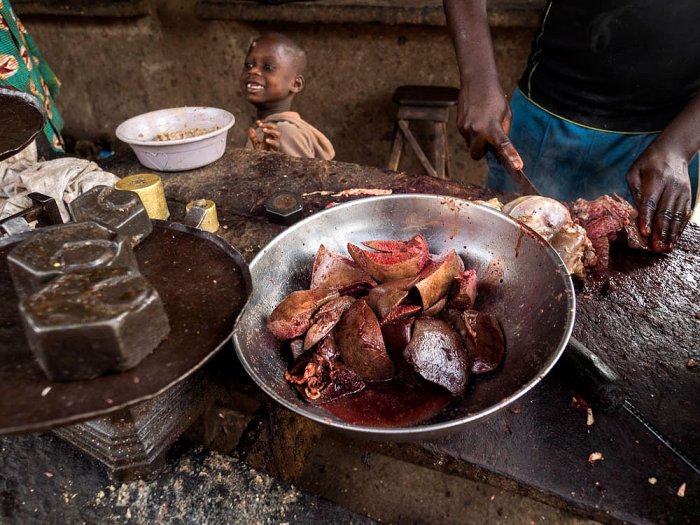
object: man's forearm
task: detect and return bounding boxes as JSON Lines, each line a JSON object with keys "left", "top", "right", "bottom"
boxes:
{"left": 443, "top": 0, "right": 499, "bottom": 88}
{"left": 655, "top": 91, "right": 700, "bottom": 161}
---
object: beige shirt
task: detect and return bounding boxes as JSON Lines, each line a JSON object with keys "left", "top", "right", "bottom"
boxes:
{"left": 246, "top": 111, "right": 335, "bottom": 161}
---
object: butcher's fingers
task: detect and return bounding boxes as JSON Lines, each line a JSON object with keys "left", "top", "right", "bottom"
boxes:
{"left": 656, "top": 193, "right": 691, "bottom": 251}
{"left": 469, "top": 134, "right": 487, "bottom": 161}
{"left": 651, "top": 187, "right": 675, "bottom": 251}
{"left": 628, "top": 166, "right": 661, "bottom": 241}
{"left": 496, "top": 138, "right": 523, "bottom": 173}
{"left": 649, "top": 185, "right": 688, "bottom": 252}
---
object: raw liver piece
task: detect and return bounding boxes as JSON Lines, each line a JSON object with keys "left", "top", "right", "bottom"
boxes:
{"left": 403, "top": 318, "right": 469, "bottom": 396}
{"left": 334, "top": 298, "right": 394, "bottom": 381}
{"left": 19, "top": 267, "right": 170, "bottom": 382}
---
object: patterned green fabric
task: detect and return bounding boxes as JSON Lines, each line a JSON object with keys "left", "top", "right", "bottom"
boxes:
{"left": 0, "top": 0, "right": 64, "bottom": 151}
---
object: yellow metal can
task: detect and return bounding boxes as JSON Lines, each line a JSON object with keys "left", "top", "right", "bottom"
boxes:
{"left": 115, "top": 174, "right": 170, "bottom": 220}
{"left": 185, "top": 198, "right": 220, "bottom": 233}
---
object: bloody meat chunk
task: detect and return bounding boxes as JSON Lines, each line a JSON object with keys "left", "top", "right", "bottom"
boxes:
{"left": 381, "top": 316, "right": 414, "bottom": 357}
{"left": 402, "top": 318, "right": 469, "bottom": 396}
{"left": 347, "top": 234, "right": 429, "bottom": 283}
{"left": 334, "top": 298, "right": 395, "bottom": 381}
{"left": 285, "top": 335, "right": 365, "bottom": 404}
{"left": 413, "top": 250, "right": 464, "bottom": 311}
{"left": 366, "top": 276, "right": 416, "bottom": 321}
{"left": 567, "top": 195, "right": 634, "bottom": 270}
{"left": 449, "top": 310, "right": 505, "bottom": 374}
{"left": 448, "top": 269, "right": 478, "bottom": 310}
{"left": 288, "top": 338, "right": 305, "bottom": 361}
{"left": 267, "top": 287, "right": 339, "bottom": 340}
{"left": 303, "top": 295, "right": 355, "bottom": 351}
{"left": 310, "top": 244, "right": 376, "bottom": 295}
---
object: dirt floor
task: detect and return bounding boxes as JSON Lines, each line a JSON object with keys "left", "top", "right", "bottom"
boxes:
{"left": 205, "top": 406, "right": 602, "bottom": 525}
{"left": 292, "top": 435, "right": 601, "bottom": 525}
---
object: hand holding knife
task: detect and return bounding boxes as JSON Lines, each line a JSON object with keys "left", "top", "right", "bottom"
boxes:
{"left": 496, "top": 149, "right": 540, "bottom": 196}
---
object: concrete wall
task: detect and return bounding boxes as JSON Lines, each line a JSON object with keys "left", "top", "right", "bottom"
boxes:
{"left": 22, "top": 0, "right": 536, "bottom": 186}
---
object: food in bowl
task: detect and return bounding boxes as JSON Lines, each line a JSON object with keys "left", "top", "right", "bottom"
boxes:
{"left": 153, "top": 126, "right": 221, "bottom": 141}
{"left": 267, "top": 234, "right": 505, "bottom": 427}
{"left": 115, "top": 107, "right": 235, "bottom": 171}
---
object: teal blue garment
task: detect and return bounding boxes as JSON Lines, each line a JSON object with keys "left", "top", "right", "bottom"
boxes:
{"left": 487, "top": 89, "right": 699, "bottom": 205}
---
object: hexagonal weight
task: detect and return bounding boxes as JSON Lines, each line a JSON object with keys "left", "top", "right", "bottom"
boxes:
{"left": 19, "top": 267, "right": 170, "bottom": 382}
{"left": 69, "top": 185, "right": 153, "bottom": 246}
{"left": 7, "top": 221, "right": 138, "bottom": 299}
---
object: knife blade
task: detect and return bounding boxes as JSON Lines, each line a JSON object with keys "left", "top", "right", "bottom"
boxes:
{"left": 497, "top": 151, "right": 540, "bottom": 195}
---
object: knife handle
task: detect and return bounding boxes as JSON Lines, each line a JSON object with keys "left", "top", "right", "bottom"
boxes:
{"left": 558, "top": 337, "right": 626, "bottom": 413}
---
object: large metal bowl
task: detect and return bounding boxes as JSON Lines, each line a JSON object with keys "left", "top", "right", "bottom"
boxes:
{"left": 232, "top": 194, "right": 575, "bottom": 440}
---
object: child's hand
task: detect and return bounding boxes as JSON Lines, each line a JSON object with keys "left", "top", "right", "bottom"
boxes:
{"left": 247, "top": 120, "right": 281, "bottom": 152}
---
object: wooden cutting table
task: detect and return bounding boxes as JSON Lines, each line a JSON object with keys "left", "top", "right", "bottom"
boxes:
{"left": 2, "top": 148, "right": 698, "bottom": 524}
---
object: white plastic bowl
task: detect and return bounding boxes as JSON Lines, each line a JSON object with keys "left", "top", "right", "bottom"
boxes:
{"left": 115, "top": 107, "right": 235, "bottom": 172}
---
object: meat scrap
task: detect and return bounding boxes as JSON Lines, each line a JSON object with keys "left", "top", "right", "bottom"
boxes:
{"left": 588, "top": 451, "right": 604, "bottom": 463}
{"left": 501, "top": 195, "right": 596, "bottom": 278}
{"left": 285, "top": 335, "right": 365, "bottom": 404}
{"left": 567, "top": 194, "right": 638, "bottom": 271}
{"left": 500, "top": 193, "right": 648, "bottom": 277}
{"left": 331, "top": 188, "right": 393, "bottom": 197}
{"left": 267, "top": 287, "right": 340, "bottom": 340}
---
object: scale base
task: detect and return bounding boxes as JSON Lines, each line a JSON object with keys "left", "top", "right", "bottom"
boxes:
{"left": 54, "top": 369, "right": 217, "bottom": 481}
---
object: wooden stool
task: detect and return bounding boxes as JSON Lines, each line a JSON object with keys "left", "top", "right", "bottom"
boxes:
{"left": 388, "top": 85, "right": 460, "bottom": 179}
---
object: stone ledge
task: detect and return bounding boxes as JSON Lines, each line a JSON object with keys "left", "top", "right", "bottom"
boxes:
{"left": 196, "top": 0, "right": 545, "bottom": 28}
{"left": 12, "top": 0, "right": 150, "bottom": 17}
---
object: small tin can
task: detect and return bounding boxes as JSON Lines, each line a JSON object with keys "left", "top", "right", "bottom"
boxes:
{"left": 185, "top": 199, "right": 220, "bottom": 233}
{"left": 115, "top": 173, "right": 170, "bottom": 220}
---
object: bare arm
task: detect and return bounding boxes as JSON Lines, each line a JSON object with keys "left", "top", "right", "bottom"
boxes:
{"left": 443, "top": 0, "right": 522, "bottom": 170}
{"left": 626, "top": 91, "right": 700, "bottom": 252}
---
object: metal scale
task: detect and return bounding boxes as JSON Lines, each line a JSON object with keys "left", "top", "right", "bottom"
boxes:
{"left": 0, "top": 88, "right": 251, "bottom": 480}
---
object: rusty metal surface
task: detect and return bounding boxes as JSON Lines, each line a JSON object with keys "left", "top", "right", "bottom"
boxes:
{"left": 0, "top": 221, "right": 251, "bottom": 435}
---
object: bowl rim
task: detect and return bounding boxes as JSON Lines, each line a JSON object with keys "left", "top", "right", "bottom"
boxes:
{"left": 232, "top": 194, "right": 576, "bottom": 439}
{"left": 115, "top": 106, "right": 236, "bottom": 147}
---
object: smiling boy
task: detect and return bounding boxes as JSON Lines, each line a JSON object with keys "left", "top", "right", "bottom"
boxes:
{"left": 241, "top": 34, "right": 335, "bottom": 160}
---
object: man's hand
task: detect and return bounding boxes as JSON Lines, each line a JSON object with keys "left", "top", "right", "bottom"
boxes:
{"left": 443, "top": 0, "right": 523, "bottom": 173}
{"left": 247, "top": 120, "right": 281, "bottom": 152}
{"left": 627, "top": 91, "right": 700, "bottom": 253}
{"left": 455, "top": 81, "right": 523, "bottom": 172}
{"left": 626, "top": 143, "right": 692, "bottom": 252}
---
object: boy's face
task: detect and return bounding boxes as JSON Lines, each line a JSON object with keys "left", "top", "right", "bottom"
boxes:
{"left": 240, "top": 39, "right": 303, "bottom": 107}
